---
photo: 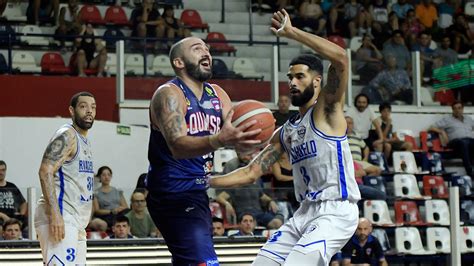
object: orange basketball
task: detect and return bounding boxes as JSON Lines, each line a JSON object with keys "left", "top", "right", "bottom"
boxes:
{"left": 231, "top": 100, "right": 275, "bottom": 144}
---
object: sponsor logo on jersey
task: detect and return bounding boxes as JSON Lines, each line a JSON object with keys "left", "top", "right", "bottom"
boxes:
{"left": 205, "top": 86, "right": 215, "bottom": 97}
{"left": 210, "top": 98, "right": 221, "bottom": 111}
{"left": 290, "top": 140, "right": 317, "bottom": 164}
{"left": 185, "top": 98, "right": 192, "bottom": 110}
{"left": 78, "top": 160, "right": 94, "bottom": 173}
{"left": 297, "top": 126, "right": 306, "bottom": 137}
{"left": 188, "top": 112, "right": 221, "bottom": 134}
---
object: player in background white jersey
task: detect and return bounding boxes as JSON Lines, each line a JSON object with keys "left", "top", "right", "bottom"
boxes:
{"left": 35, "top": 92, "right": 96, "bottom": 265}
{"left": 210, "top": 9, "right": 360, "bottom": 265}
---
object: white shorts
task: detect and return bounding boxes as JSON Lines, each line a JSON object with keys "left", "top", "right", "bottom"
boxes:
{"left": 35, "top": 209, "right": 87, "bottom": 265}
{"left": 255, "top": 200, "right": 359, "bottom": 265}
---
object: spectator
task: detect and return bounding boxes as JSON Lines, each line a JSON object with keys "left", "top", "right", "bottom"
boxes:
{"left": 437, "top": 0, "right": 456, "bottom": 29}
{"left": 411, "top": 31, "right": 438, "bottom": 78}
{"left": 329, "top": 0, "right": 369, "bottom": 37}
{"left": 292, "top": 0, "right": 327, "bottom": 36}
{"left": 372, "top": 11, "right": 399, "bottom": 50}
{"left": 369, "top": 54, "right": 413, "bottom": 105}
{"left": 369, "top": 0, "right": 389, "bottom": 31}
{"left": 355, "top": 34, "right": 384, "bottom": 84}
{"left": 434, "top": 35, "right": 458, "bottom": 67}
{"left": 271, "top": 152, "right": 296, "bottom": 220}
{"left": 216, "top": 152, "right": 284, "bottom": 229}
{"left": 415, "top": 0, "right": 438, "bottom": 30}
{"left": 162, "top": 5, "right": 191, "bottom": 46}
{"left": 382, "top": 30, "right": 411, "bottom": 71}
{"left": 212, "top": 217, "right": 226, "bottom": 237}
{"left": 229, "top": 213, "right": 256, "bottom": 237}
{"left": 346, "top": 93, "right": 384, "bottom": 150}
{"left": 125, "top": 191, "right": 158, "bottom": 238}
{"left": 72, "top": 24, "right": 107, "bottom": 77}
{"left": 55, "top": 0, "right": 82, "bottom": 47}
{"left": 402, "top": 9, "right": 425, "bottom": 49}
{"left": 106, "top": 215, "right": 136, "bottom": 239}
{"left": 2, "top": 218, "right": 23, "bottom": 240}
{"left": 135, "top": 173, "right": 148, "bottom": 198}
{"left": 129, "top": 0, "right": 165, "bottom": 47}
{"left": 273, "top": 95, "right": 298, "bottom": 127}
{"left": 346, "top": 116, "right": 383, "bottom": 176}
{"left": 429, "top": 101, "right": 474, "bottom": 176}
{"left": 341, "top": 218, "right": 388, "bottom": 266}
{"left": 447, "top": 14, "right": 474, "bottom": 54}
{"left": 26, "top": 0, "right": 59, "bottom": 25}
{"left": 0, "top": 161, "right": 27, "bottom": 226}
{"left": 0, "top": 0, "right": 6, "bottom": 20}
{"left": 376, "top": 102, "right": 413, "bottom": 155}
{"left": 391, "top": 0, "right": 413, "bottom": 20}
{"left": 92, "top": 166, "right": 129, "bottom": 228}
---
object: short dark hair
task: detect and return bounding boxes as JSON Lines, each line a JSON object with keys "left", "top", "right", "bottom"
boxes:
{"left": 212, "top": 216, "right": 224, "bottom": 224}
{"left": 238, "top": 212, "right": 255, "bottom": 223}
{"left": 96, "top": 166, "right": 112, "bottom": 178}
{"left": 3, "top": 218, "right": 22, "bottom": 230}
{"left": 289, "top": 53, "right": 324, "bottom": 75}
{"left": 113, "top": 215, "right": 129, "bottom": 226}
{"left": 70, "top": 92, "right": 95, "bottom": 108}
{"left": 169, "top": 39, "right": 186, "bottom": 69}
{"left": 0, "top": 160, "right": 6, "bottom": 169}
{"left": 379, "top": 102, "right": 392, "bottom": 112}
{"left": 452, "top": 101, "right": 463, "bottom": 108}
{"left": 354, "top": 93, "right": 370, "bottom": 106}
{"left": 392, "top": 30, "right": 403, "bottom": 37}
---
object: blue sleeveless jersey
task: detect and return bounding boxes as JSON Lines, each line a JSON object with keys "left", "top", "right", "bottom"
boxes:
{"left": 147, "top": 78, "right": 223, "bottom": 193}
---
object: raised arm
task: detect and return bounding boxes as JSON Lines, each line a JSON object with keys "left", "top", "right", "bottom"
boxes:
{"left": 38, "top": 128, "right": 77, "bottom": 242}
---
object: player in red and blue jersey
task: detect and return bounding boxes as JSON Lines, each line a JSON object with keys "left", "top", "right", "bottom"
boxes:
{"left": 146, "top": 37, "right": 261, "bottom": 265}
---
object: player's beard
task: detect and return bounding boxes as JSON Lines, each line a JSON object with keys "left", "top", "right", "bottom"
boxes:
{"left": 184, "top": 58, "right": 212, "bottom": 82}
{"left": 291, "top": 83, "right": 314, "bottom": 107}
{"left": 74, "top": 110, "right": 94, "bottom": 130}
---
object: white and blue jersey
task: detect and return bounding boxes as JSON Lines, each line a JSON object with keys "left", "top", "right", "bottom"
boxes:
{"left": 146, "top": 77, "right": 223, "bottom": 194}
{"left": 280, "top": 106, "right": 360, "bottom": 203}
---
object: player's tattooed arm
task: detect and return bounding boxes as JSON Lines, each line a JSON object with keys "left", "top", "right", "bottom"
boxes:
{"left": 152, "top": 88, "right": 187, "bottom": 145}
{"left": 323, "top": 63, "right": 347, "bottom": 109}
{"left": 250, "top": 144, "right": 285, "bottom": 176}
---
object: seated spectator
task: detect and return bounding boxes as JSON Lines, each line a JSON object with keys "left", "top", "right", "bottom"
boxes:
{"left": 92, "top": 166, "right": 129, "bottom": 228}
{"left": 382, "top": 30, "right": 411, "bottom": 71}
{"left": 229, "top": 213, "right": 256, "bottom": 237}
{"left": 162, "top": 5, "right": 191, "bottom": 46}
{"left": 354, "top": 161, "right": 387, "bottom": 200}
{"left": 429, "top": 101, "right": 474, "bottom": 176}
{"left": 129, "top": 0, "right": 165, "bottom": 48}
{"left": 369, "top": 55, "right": 413, "bottom": 105}
{"left": 292, "top": 0, "right": 327, "bottom": 36}
{"left": 125, "top": 191, "right": 159, "bottom": 238}
{"left": 216, "top": 152, "right": 284, "bottom": 229}
{"left": 72, "top": 24, "right": 107, "bottom": 77}
{"left": 55, "top": 0, "right": 82, "bottom": 47}
{"left": 434, "top": 35, "right": 458, "bottom": 67}
{"left": 106, "top": 215, "right": 136, "bottom": 239}
{"left": 355, "top": 34, "right": 384, "bottom": 84}
{"left": 26, "top": 0, "right": 59, "bottom": 25}
{"left": 415, "top": 0, "right": 438, "bottom": 31}
{"left": 271, "top": 152, "right": 296, "bottom": 220}
{"left": 273, "top": 95, "right": 298, "bottom": 127}
{"left": 411, "top": 31, "right": 438, "bottom": 78}
{"left": 376, "top": 102, "right": 413, "bottom": 155}
{"left": 346, "top": 116, "right": 383, "bottom": 176}
{"left": 447, "top": 14, "right": 474, "bottom": 54}
{"left": 212, "top": 217, "right": 226, "bottom": 237}
{"left": 341, "top": 218, "right": 388, "bottom": 266}
{"left": 329, "top": 0, "right": 369, "bottom": 37}
{"left": 371, "top": 11, "right": 399, "bottom": 50}
{"left": 391, "top": 0, "right": 413, "bottom": 20}
{"left": 2, "top": 218, "right": 23, "bottom": 240}
{"left": 401, "top": 9, "right": 424, "bottom": 49}
{"left": 369, "top": 0, "right": 389, "bottom": 34}
{"left": 0, "top": 161, "right": 27, "bottom": 226}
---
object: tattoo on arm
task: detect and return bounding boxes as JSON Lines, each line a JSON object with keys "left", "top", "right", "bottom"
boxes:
{"left": 325, "top": 66, "right": 339, "bottom": 94}
{"left": 253, "top": 145, "right": 284, "bottom": 174}
{"left": 153, "top": 91, "right": 185, "bottom": 144}
{"left": 42, "top": 131, "right": 74, "bottom": 164}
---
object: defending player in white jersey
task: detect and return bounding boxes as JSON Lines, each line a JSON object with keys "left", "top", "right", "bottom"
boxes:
{"left": 210, "top": 9, "right": 360, "bottom": 265}
{"left": 35, "top": 92, "right": 96, "bottom": 265}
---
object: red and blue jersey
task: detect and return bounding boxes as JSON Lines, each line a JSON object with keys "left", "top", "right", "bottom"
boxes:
{"left": 146, "top": 77, "right": 224, "bottom": 193}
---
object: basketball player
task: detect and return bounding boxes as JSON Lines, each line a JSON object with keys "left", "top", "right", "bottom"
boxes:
{"left": 35, "top": 92, "right": 96, "bottom": 265}
{"left": 146, "top": 36, "right": 262, "bottom": 265}
{"left": 210, "top": 9, "right": 360, "bottom": 265}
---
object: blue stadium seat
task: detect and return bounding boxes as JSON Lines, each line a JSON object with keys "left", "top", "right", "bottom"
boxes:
{"left": 103, "top": 28, "right": 125, "bottom": 49}
{"left": 452, "top": 175, "right": 473, "bottom": 197}
{"left": 368, "top": 152, "right": 389, "bottom": 173}
{"left": 362, "top": 176, "right": 386, "bottom": 193}
{"left": 461, "top": 200, "right": 474, "bottom": 225}
{"left": 0, "top": 53, "right": 8, "bottom": 74}
{"left": 212, "top": 58, "right": 238, "bottom": 79}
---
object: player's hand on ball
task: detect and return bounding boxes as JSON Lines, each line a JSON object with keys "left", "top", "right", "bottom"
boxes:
{"left": 218, "top": 110, "right": 262, "bottom": 147}
{"left": 50, "top": 212, "right": 65, "bottom": 243}
{"left": 270, "top": 9, "right": 293, "bottom": 37}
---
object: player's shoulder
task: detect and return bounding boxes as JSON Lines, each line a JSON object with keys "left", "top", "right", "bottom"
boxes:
{"left": 208, "top": 84, "right": 228, "bottom": 97}
{"left": 53, "top": 125, "right": 77, "bottom": 140}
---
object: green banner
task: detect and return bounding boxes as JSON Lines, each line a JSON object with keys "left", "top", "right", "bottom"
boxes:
{"left": 432, "top": 59, "right": 474, "bottom": 91}
{"left": 117, "top": 125, "right": 131, "bottom": 135}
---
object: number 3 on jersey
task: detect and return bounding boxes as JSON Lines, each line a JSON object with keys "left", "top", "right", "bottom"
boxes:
{"left": 87, "top": 176, "right": 93, "bottom": 191}
{"left": 300, "top": 166, "right": 311, "bottom": 186}
{"left": 66, "top": 248, "right": 76, "bottom": 262}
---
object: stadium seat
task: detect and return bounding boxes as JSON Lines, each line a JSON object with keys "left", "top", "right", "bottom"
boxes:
{"left": 394, "top": 201, "right": 428, "bottom": 225}
{"left": 372, "top": 229, "right": 391, "bottom": 252}
{"left": 363, "top": 200, "right": 396, "bottom": 226}
{"left": 232, "top": 58, "right": 263, "bottom": 81}
{"left": 362, "top": 176, "right": 386, "bottom": 193}
{"left": 103, "top": 28, "right": 125, "bottom": 49}
{"left": 151, "top": 55, "right": 174, "bottom": 76}
{"left": 68, "top": 53, "right": 98, "bottom": 76}
{"left": 40, "top": 52, "right": 70, "bottom": 74}
{"left": 4, "top": 3, "right": 27, "bottom": 22}
{"left": 452, "top": 175, "right": 473, "bottom": 197}
{"left": 349, "top": 36, "right": 362, "bottom": 52}
{"left": 105, "top": 53, "right": 117, "bottom": 75}
{"left": 125, "top": 54, "right": 145, "bottom": 75}
{"left": 80, "top": 5, "right": 104, "bottom": 25}
{"left": 461, "top": 201, "right": 474, "bottom": 224}
{"left": 206, "top": 32, "right": 236, "bottom": 56}
{"left": 393, "top": 174, "right": 424, "bottom": 199}
{"left": 420, "top": 131, "right": 447, "bottom": 152}
{"left": 0, "top": 24, "right": 17, "bottom": 46}
{"left": 327, "top": 35, "right": 346, "bottom": 49}
{"left": 213, "top": 148, "right": 237, "bottom": 173}
{"left": 396, "top": 129, "right": 421, "bottom": 151}
{"left": 425, "top": 199, "right": 450, "bottom": 225}
{"left": 368, "top": 152, "right": 389, "bottom": 173}
{"left": 426, "top": 227, "right": 451, "bottom": 253}
{"left": 0, "top": 53, "right": 8, "bottom": 74}
{"left": 212, "top": 58, "right": 237, "bottom": 79}
{"left": 423, "top": 175, "right": 448, "bottom": 199}
{"left": 395, "top": 227, "right": 434, "bottom": 254}
{"left": 461, "top": 226, "right": 474, "bottom": 253}
{"left": 465, "top": 2, "right": 474, "bottom": 17}
{"left": 104, "top": 6, "right": 130, "bottom": 26}
{"left": 20, "top": 25, "right": 50, "bottom": 46}
{"left": 180, "top": 9, "right": 209, "bottom": 32}
{"left": 12, "top": 51, "right": 41, "bottom": 73}
{"left": 393, "top": 151, "right": 418, "bottom": 174}
{"left": 434, "top": 90, "right": 456, "bottom": 106}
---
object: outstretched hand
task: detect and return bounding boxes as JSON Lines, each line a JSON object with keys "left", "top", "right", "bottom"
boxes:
{"left": 270, "top": 9, "right": 293, "bottom": 38}
{"left": 217, "top": 110, "right": 262, "bottom": 147}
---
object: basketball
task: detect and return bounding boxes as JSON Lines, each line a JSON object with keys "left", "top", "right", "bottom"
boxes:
{"left": 231, "top": 100, "right": 275, "bottom": 144}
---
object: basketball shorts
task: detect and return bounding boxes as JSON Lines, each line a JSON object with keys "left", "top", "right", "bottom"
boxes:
{"left": 255, "top": 200, "right": 359, "bottom": 265}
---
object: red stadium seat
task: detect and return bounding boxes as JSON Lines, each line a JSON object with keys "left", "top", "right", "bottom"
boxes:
{"left": 40, "top": 52, "right": 70, "bottom": 74}
{"left": 394, "top": 200, "right": 429, "bottom": 226}
{"left": 420, "top": 131, "right": 446, "bottom": 152}
{"left": 104, "top": 6, "right": 130, "bottom": 26}
{"left": 434, "top": 90, "right": 456, "bottom": 106}
{"left": 68, "top": 53, "right": 98, "bottom": 75}
{"left": 327, "top": 35, "right": 346, "bottom": 49}
{"left": 206, "top": 32, "right": 236, "bottom": 56}
{"left": 80, "top": 5, "right": 104, "bottom": 25}
{"left": 404, "top": 135, "right": 421, "bottom": 151}
{"left": 423, "top": 175, "right": 449, "bottom": 198}
{"left": 180, "top": 9, "right": 209, "bottom": 32}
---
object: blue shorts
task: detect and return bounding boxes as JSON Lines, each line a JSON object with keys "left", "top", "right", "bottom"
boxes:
{"left": 147, "top": 191, "right": 218, "bottom": 266}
